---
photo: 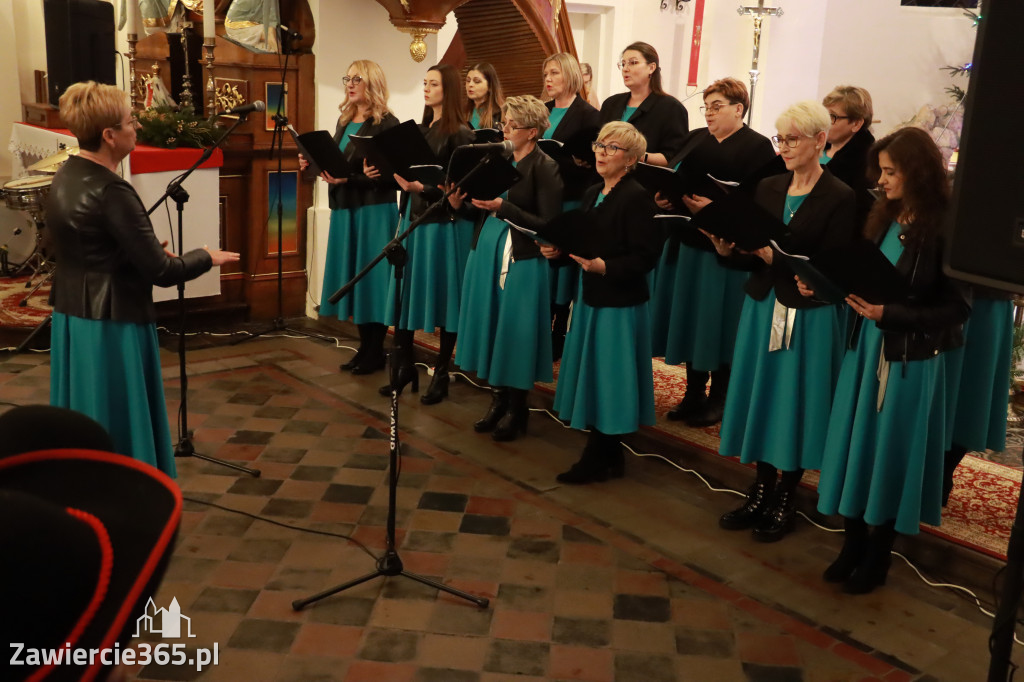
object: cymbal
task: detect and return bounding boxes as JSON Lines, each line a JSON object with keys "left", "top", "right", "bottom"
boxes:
{"left": 26, "top": 146, "right": 79, "bottom": 173}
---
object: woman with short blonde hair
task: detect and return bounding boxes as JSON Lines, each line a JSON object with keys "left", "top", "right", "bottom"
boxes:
{"left": 502, "top": 95, "right": 551, "bottom": 133}
{"left": 59, "top": 81, "right": 129, "bottom": 151}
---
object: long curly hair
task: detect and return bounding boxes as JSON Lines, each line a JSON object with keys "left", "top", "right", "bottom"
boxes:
{"left": 338, "top": 60, "right": 391, "bottom": 126}
{"left": 863, "top": 126, "right": 948, "bottom": 246}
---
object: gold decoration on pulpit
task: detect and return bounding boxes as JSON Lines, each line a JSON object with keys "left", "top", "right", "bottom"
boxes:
{"left": 398, "top": 26, "right": 438, "bottom": 63}
{"left": 214, "top": 78, "right": 248, "bottom": 117}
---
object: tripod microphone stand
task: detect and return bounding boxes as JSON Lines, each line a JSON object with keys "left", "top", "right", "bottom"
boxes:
{"left": 292, "top": 155, "right": 502, "bottom": 612}
{"left": 147, "top": 114, "right": 260, "bottom": 478}
{"left": 230, "top": 30, "right": 334, "bottom": 347}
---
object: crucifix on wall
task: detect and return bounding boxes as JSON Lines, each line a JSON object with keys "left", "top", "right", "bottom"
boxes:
{"left": 737, "top": 0, "right": 783, "bottom": 124}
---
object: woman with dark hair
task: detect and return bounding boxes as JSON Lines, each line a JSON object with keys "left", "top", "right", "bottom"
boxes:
{"left": 651, "top": 77, "right": 777, "bottom": 428}
{"left": 302, "top": 60, "right": 399, "bottom": 375}
{"left": 465, "top": 63, "right": 504, "bottom": 130}
{"left": 541, "top": 52, "right": 601, "bottom": 359}
{"left": 598, "top": 41, "right": 689, "bottom": 167}
{"left": 821, "top": 85, "right": 876, "bottom": 227}
{"left": 453, "top": 95, "right": 563, "bottom": 441}
{"left": 815, "top": 126, "right": 970, "bottom": 594}
{"left": 383, "top": 64, "right": 474, "bottom": 403}
{"left": 542, "top": 122, "right": 663, "bottom": 484}
{"left": 707, "top": 101, "right": 856, "bottom": 543}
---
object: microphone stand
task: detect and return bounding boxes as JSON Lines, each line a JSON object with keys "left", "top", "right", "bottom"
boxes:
{"left": 147, "top": 114, "right": 260, "bottom": 477}
{"left": 229, "top": 32, "right": 334, "bottom": 347}
{"left": 292, "top": 153, "right": 501, "bottom": 612}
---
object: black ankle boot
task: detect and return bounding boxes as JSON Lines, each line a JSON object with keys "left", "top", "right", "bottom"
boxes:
{"left": 666, "top": 392, "right": 707, "bottom": 422}
{"left": 606, "top": 441, "right": 625, "bottom": 479}
{"left": 720, "top": 468, "right": 776, "bottom": 531}
{"left": 686, "top": 366, "right": 730, "bottom": 427}
{"left": 844, "top": 522, "right": 897, "bottom": 595}
{"left": 379, "top": 331, "right": 417, "bottom": 396}
{"left": 752, "top": 468, "right": 802, "bottom": 543}
{"left": 474, "top": 388, "right": 509, "bottom": 433}
{"left": 340, "top": 325, "right": 367, "bottom": 371}
{"left": 823, "top": 517, "right": 869, "bottom": 583}
{"left": 420, "top": 366, "right": 450, "bottom": 405}
{"left": 557, "top": 432, "right": 609, "bottom": 484}
{"left": 351, "top": 324, "right": 387, "bottom": 375}
{"left": 942, "top": 445, "right": 968, "bottom": 507}
{"left": 493, "top": 389, "right": 529, "bottom": 441}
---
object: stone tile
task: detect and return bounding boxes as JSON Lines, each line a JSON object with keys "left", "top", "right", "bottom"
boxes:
{"left": 357, "top": 629, "right": 420, "bottom": 662}
{"left": 483, "top": 640, "right": 549, "bottom": 677}
{"left": 226, "top": 619, "right": 301, "bottom": 652}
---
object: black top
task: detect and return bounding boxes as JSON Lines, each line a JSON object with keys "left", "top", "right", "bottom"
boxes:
{"left": 406, "top": 123, "right": 475, "bottom": 223}
{"left": 824, "top": 125, "right": 875, "bottom": 229}
{"left": 469, "top": 146, "right": 563, "bottom": 262}
{"left": 577, "top": 177, "right": 663, "bottom": 308}
{"left": 745, "top": 169, "right": 858, "bottom": 308}
{"left": 47, "top": 156, "right": 212, "bottom": 324}
{"left": 327, "top": 113, "right": 401, "bottom": 211}
{"left": 599, "top": 91, "right": 689, "bottom": 161}
{"left": 545, "top": 96, "right": 601, "bottom": 200}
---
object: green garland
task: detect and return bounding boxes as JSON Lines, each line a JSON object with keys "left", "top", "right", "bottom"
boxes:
{"left": 136, "top": 106, "right": 220, "bottom": 149}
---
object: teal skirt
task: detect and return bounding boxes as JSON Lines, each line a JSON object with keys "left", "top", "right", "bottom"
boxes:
{"left": 549, "top": 200, "right": 582, "bottom": 306}
{"left": 943, "top": 298, "right": 1013, "bottom": 451}
{"left": 456, "top": 216, "right": 553, "bottom": 389}
{"left": 553, "top": 294, "right": 656, "bottom": 434}
{"left": 719, "top": 294, "right": 844, "bottom": 471}
{"left": 318, "top": 202, "right": 397, "bottom": 324}
{"left": 816, "top": 320, "right": 947, "bottom": 534}
{"left": 384, "top": 204, "right": 474, "bottom": 332}
{"left": 650, "top": 242, "right": 747, "bottom": 370}
{"left": 50, "top": 312, "right": 176, "bottom": 477}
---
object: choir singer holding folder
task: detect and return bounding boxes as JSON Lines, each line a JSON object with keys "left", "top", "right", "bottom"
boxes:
{"left": 705, "top": 101, "right": 856, "bottom": 543}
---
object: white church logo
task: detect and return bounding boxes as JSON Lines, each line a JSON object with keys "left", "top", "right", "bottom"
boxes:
{"left": 133, "top": 597, "right": 196, "bottom": 639}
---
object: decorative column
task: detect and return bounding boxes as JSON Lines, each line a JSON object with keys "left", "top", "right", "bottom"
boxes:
{"left": 203, "top": 0, "right": 217, "bottom": 114}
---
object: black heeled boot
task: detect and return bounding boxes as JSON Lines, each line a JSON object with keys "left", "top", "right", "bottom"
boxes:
{"left": 421, "top": 329, "right": 456, "bottom": 405}
{"left": 351, "top": 323, "right": 387, "bottom": 375}
{"left": 605, "top": 436, "right": 625, "bottom": 479}
{"left": 719, "top": 462, "right": 776, "bottom": 531}
{"left": 551, "top": 302, "right": 570, "bottom": 362}
{"left": 340, "top": 324, "right": 366, "bottom": 371}
{"left": 668, "top": 366, "right": 709, "bottom": 422}
{"left": 557, "top": 430, "right": 610, "bottom": 484}
{"left": 493, "top": 388, "right": 529, "bottom": 441}
{"left": 474, "top": 388, "right": 509, "bottom": 433}
{"left": 686, "top": 365, "right": 730, "bottom": 427}
{"left": 844, "top": 521, "right": 897, "bottom": 595}
{"left": 942, "top": 444, "right": 968, "bottom": 507}
{"left": 378, "top": 329, "right": 418, "bottom": 396}
{"left": 823, "top": 516, "right": 869, "bottom": 583}
{"left": 752, "top": 467, "right": 802, "bottom": 542}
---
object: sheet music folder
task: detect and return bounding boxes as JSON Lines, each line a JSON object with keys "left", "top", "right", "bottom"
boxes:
{"left": 449, "top": 148, "right": 522, "bottom": 200}
{"left": 771, "top": 239, "right": 910, "bottom": 305}
{"left": 289, "top": 127, "right": 353, "bottom": 178}
{"left": 689, "top": 193, "right": 788, "bottom": 251}
{"left": 348, "top": 119, "right": 437, "bottom": 181}
{"left": 532, "top": 209, "right": 596, "bottom": 259}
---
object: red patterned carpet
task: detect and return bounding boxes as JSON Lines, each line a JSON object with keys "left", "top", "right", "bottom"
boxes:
{"left": 413, "top": 330, "right": 1020, "bottom": 560}
{"left": 0, "top": 274, "right": 51, "bottom": 328}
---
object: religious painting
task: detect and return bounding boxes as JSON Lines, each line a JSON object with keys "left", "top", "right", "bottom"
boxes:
{"left": 264, "top": 82, "right": 287, "bottom": 131}
{"left": 266, "top": 170, "right": 298, "bottom": 255}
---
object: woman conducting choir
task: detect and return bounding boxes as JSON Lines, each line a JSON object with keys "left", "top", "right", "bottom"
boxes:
{"left": 651, "top": 77, "right": 777, "bottom": 427}
{"left": 305, "top": 60, "right": 399, "bottom": 375}
{"left": 384, "top": 64, "right": 474, "bottom": 403}
{"left": 544, "top": 122, "right": 662, "bottom": 483}
{"left": 465, "top": 63, "right": 504, "bottom": 130}
{"left": 709, "top": 101, "right": 856, "bottom": 542}
{"left": 453, "top": 95, "right": 564, "bottom": 441}
{"left": 599, "top": 42, "right": 688, "bottom": 167}
{"left": 47, "top": 81, "right": 239, "bottom": 476}
{"left": 541, "top": 52, "right": 601, "bottom": 359}
{"left": 820, "top": 85, "right": 876, "bottom": 227}
{"left": 815, "top": 126, "right": 969, "bottom": 594}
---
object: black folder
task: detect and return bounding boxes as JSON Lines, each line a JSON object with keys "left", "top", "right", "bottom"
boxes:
{"left": 771, "top": 238, "right": 910, "bottom": 305}
{"left": 688, "top": 192, "right": 788, "bottom": 252}
{"left": 474, "top": 127, "right": 504, "bottom": 144}
{"left": 533, "top": 209, "right": 596, "bottom": 259}
{"left": 537, "top": 128, "right": 597, "bottom": 167}
{"left": 289, "top": 127, "right": 353, "bottom": 178}
{"left": 348, "top": 119, "right": 438, "bottom": 181}
{"left": 655, "top": 213, "right": 713, "bottom": 250}
{"left": 448, "top": 147, "right": 522, "bottom": 200}
{"left": 633, "top": 163, "right": 737, "bottom": 208}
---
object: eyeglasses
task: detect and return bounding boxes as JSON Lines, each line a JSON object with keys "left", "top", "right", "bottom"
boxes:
{"left": 342, "top": 76, "right": 363, "bottom": 86}
{"left": 700, "top": 102, "right": 739, "bottom": 115}
{"left": 616, "top": 59, "right": 647, "bottom": 70}
{"left": 828, "top": 113, "right": 851, "bottom": 124}
{"left": 502, "top": 122, "right": 533, "bottom": 132}
{"left": 591, "top": 141, "right": 626, "bottom": 156}
{"left": 112, "top": 115, "right": 139, "bottom": 129}
{"left": 771, "top": 135, "right": 808, "bottom": 149}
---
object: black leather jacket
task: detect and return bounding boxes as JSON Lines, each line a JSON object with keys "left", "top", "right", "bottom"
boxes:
{"left": 46, "top": 155, "right": 212, "bottom": 324}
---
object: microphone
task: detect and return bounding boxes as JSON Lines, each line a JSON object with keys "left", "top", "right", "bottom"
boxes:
{"left": 459, "top": 140, "right": 514, "bottom": 153}
{"left": 280, "top": 25, "right": 303, "bottom": 41}
{"left": 220, "top": 100, "right": 266, "bottom": 116}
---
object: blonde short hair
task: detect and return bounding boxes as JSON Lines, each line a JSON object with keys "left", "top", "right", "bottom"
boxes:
{"left": 58, "top": 81, "right": 129, "bottom": 151}
{"left": 822, "top": 85, "right": 873, "bottom": 126}
{"left": 339, "top": 60, "right": 392, "bottom": 126}
{"left": 542, "top": 53, "right": 585, "bottom": 98}
{"left": 597, "top": 121, "right": 647, "bottom": 170}
{"left": 775, "top": 100, "right": 831, "bottom": 139}
{"left": 503, "top": 95, "right": 550, "bottom": 137}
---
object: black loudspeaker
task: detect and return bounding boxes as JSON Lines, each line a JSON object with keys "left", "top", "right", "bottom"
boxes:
{"left": 943, "top": 0, "right": 1024, "bottom": 293}
{"left": 43, "top": 0, "right": 116, "bottom": 107}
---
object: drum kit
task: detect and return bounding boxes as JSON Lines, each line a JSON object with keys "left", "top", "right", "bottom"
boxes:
{"left": 0, "top": 145, "right": 78, "bottom": 305}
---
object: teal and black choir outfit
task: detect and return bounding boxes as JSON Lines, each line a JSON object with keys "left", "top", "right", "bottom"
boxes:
{"left": 456, "top": 147, "right": 564, "bottom": 439}
{"left": 469, "top": 108, "right": 502, "bottom": 131}
{"left": 717, "top": 169, "right": 857, "bottom": 540}
{"left": 48, "top": 156, "right": 215, "bottom": 478}
{"left": 822, "top": 125, "right": 876, "bottom": 229}
{"left": 316, "top": 113, "right": 401, "bottom": 373}
{"left": 598, "top": 92, "right": 689, "bottom": 162}
{"left": 554, "top": 178, "right": 663, "bottom": 482}
{"left": 650, "top": 125, "right": 776, "bottom": 424}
